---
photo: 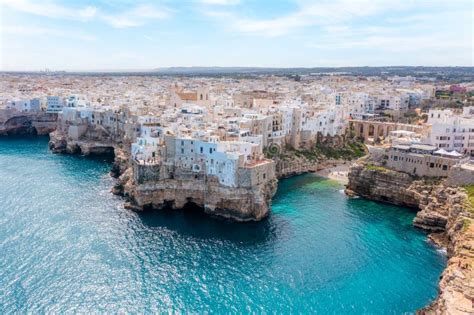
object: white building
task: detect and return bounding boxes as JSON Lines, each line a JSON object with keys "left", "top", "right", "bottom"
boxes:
{"left": 425, "top": 107, "right": 474, "bottom": 156}
{"left": 46, "top": 96, "right": 64, "bottom": 113}
{"left": 66, "top": 94, "right": 90, "bottom": 108}
{"left": 6, "top": 100, "right": 30, "bottom": 112}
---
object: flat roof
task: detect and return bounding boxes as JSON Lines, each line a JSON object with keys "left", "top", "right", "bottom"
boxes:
{"left": 410, "top": 144, "right": 437, "bottom": 151}
{"left": 392, "top": 144, "right": 410, "bottom": 150}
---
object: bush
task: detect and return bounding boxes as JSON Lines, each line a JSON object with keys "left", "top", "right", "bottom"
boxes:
{"left": 462, "top": 185, "right": 474, "bottom": 211}
{"left": 365, "top": 164, "right": 389, "bottom": 172}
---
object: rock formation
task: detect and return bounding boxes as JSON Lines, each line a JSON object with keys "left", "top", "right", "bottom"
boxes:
{"left": 346, "top": 159, "right": 474, "bottom": 314}
{"left": 0, "top": 110, "right": 57, "bottom": 136}
{"left": 49, "top": 130, "right": 115, "bottom": 156}
{"left": 122, "top": 174, "right": 277, "bottom": 222}
{"left": 49, "top": 124, "right": 279, "bottom": 222}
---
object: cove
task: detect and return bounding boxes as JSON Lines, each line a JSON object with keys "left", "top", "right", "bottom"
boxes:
{"left": 0, "top": 137, "right": 446, "bottom": 313}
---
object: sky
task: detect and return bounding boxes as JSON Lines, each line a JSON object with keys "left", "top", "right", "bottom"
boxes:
{"left": 0, "top": 0, "right": 473, "bottom": 71}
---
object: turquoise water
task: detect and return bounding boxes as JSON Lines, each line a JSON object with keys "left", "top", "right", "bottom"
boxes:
{"left": 0, "top": 137, "right": 446, "bottom": 313}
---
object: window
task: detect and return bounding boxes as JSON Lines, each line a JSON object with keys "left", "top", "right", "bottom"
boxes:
{"left": 430, "top": 163, "right": 434, "bottom": 168}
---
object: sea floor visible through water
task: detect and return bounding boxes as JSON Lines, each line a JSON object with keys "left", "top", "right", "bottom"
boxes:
{"left": 0, "top": 137, "right": 446, "bottom": 313}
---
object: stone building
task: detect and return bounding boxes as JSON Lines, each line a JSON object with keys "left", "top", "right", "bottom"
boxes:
{"left": 386, "top": 144, "right": 469, "bottom": 177}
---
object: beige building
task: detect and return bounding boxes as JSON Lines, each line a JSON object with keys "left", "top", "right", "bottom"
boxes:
{"left": 386, "top": 144, "right": 469, "bottom": 177}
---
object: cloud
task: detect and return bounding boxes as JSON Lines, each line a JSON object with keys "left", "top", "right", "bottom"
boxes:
{"left": 1, "top": 0, "right": 97, "bottom": 21}
{"left": 2, "top": 25, "right": 97, "bottom": 41}
{"left": 101, "top": 4, "right": 171, "bottom": 28}
{"left": 0, "top": 0, "right": 171, "bottom": 28}
{"left": 202, "top": 0, "right": 473, "bottom": 37}
{"left": 203, "top": 0, "right": 411, "bottom": 37}
{"left": 198, "top": 0, "right": 240, "bottom": 5}
{"left": 305, "top": 13, "right": 472, "bottom": 62}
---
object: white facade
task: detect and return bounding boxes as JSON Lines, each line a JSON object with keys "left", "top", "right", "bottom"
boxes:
{"left": 46, "top": 96, "right": 64, "bottom": 113}
{"left": 66, "top": 94, "right": 89, "bottom": 108}
{"left": 6, "top": 100, "right": 30, "bottom": 112}
{"left": 425, "top": 108, "right": 474, "bottom": 156}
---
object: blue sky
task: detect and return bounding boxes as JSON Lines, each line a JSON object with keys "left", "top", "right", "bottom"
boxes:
{"left": 0, "top": 0, "right": 472, "bottom": 70}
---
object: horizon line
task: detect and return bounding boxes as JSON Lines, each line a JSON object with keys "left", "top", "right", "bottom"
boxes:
{"left": 1, "top": 65, "right": 473, "bottom": 73}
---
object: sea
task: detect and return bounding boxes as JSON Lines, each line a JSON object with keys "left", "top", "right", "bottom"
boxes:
{"left": 0, "top": 137, "right": 446, "bottom": 313}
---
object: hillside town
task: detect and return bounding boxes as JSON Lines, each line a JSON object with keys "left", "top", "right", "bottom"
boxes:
{"left": 1, "top": 72, "right": 474, "bottom": 313}
{"left": 1, "top": 73, "right": 473, "bottom": 217}
{"left": 1, "top": 74, "right": 473, "bottom": 174}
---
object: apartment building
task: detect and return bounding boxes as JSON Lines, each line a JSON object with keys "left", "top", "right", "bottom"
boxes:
{"left": 425, "top": 107, "right": 474, "bottom": 156}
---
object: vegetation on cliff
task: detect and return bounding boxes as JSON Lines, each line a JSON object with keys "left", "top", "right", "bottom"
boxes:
{"left": 365, "top": 164, "right": 390, "bottom": 173}
{"left": 461, "top": 185, "right": 474, "bottom": 231}
{"left": 265, "top": 140, "right": 366, "bottom": 161}
{"left": 463, "top": 184, "right": 474, "bottom": 210}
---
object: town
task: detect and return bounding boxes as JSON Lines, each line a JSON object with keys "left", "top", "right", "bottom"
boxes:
{"left": 1, "top": 71, "right": 474, "bottom": 313}
{"left": 1, "top": 73, "right": 473, "bottom": 219}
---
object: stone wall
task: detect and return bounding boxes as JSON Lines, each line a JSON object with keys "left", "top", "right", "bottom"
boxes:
{"left": 237, "top": 161, "right": 275, "bottom": 188}
{"left": 133, "top": 162, "right": 161, "bottom": 184}
{"left": 446, "top": 164, "right": 474, "bottom": 186}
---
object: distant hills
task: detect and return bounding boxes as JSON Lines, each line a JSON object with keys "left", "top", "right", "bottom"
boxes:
{"left": 152, "top": 66, "right": 474, "bottom": 78}
{"left": 2, "top": 66, "right": 473, "bottom": 81}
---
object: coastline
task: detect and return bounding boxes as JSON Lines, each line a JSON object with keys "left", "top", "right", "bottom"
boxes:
{"left": 346, "top": 161, "right": 473, "bottom": 314}
{"left": 3, "top": 133, "right": 451, "bottom": 312}
{"left": 315, "top": 162, "right": 350, "bottom": 184}
{"left": 1, "top": 138, "right": 445, "bottom": 313}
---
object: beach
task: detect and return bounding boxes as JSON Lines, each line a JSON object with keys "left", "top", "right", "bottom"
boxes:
{"left": 316, "top": 162, "right": 351, "bottom": 184}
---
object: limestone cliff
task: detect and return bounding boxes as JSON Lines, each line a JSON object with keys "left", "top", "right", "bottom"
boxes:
{"left": 123, "top": 174, "right": 278, "bottom": 222}
{"left": 49, "top": 130, "right": 115, "bottom": 156}
{"left": 0, "top": 110, "right": 57, "bottom": 136}
{"left": 419, "top": 187, "right": 473, "bottom": 315}
{"left": 346, "top": 161, "right": 474, "bottom": 314}
{"left": 49, "top": 129, "right": 277, "bottom": 222}
{"left": 346, "top": 161, "right": 428, "bottom": 208}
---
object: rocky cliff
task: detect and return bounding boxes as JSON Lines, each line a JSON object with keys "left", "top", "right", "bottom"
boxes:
{"left": 346, "top": 161, "right": 473, "bottom": 314}
{"left": 49, "top": 130, "right": 115, "bottom": 156}
{"left": 50, "top": 129, "right": 278, "bottom": 222}
{"left": 0, "top": 110, "right": 57, "bottom": 136}
{"left": 122, "top": 173, "right": 278, "bottom": 222}
{"left": 346, "top": 161, "right": 429, "bottom": 208}
{"left": 419, "top": 187, "right": 473, "bottom": 315}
